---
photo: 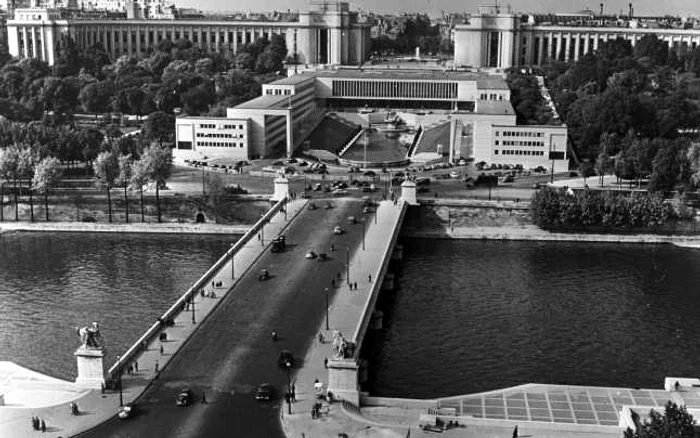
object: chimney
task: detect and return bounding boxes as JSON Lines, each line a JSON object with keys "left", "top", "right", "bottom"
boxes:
{"left": 628, "top": 2, "right": 633, "bottom": 18}
{"left": 599, "top": 2, "right": 604, "bottom": 16}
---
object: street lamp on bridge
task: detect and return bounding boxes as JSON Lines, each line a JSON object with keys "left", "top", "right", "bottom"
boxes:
{"left": 284, "top": 361, "right": 292, "bottom": 415}
{"left": 324, "top": 287, "right": 329, "bottom": 330}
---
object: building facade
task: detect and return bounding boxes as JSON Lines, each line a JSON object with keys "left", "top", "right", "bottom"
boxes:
{"left": 175, "top": 67, "right": 568, "bottom": 172}
{"left": 454, "top": 6, "right": 700, "bottom": 69}
{"left": 6, "top": 1, "right": 371, "bottom": 66}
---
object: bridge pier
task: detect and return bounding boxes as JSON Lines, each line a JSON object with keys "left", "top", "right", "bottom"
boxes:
{"left": 271, "top": 175, "right": 290, "bottom": 202}
{"left": 327, "top": 358, "right": 360, "bottom": 406}
{"left": 400, "top": 180, "right": 418, "bottom": 205}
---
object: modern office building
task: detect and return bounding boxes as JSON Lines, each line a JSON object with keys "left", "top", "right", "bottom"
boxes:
{"left": 175, "top": 67, "right": 569, "bottom": 171}
{"left": 6, "top": 1, "right": 372, "bottom": 66}
{"left": 454, "top": 5, "right": 700, "bottom": 69}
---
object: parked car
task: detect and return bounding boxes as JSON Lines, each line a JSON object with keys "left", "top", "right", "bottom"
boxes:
{"left": 270, "top": 235, "right": 286, "bottom": 253}
{"left": 278, "top": 350, "right": 295, "bottom": 368}
{"left": 305, "top": 251, "right": 318, "bottom": 259}
{"left": 449, "top": 171, "right": 460, "bottom": 179}
{"left": 118, "top": 403, "right": 137, "bottom": 419}
{"left": 259, "top": 269, "right": 271, "bottom": 281}
{"left": 255, "top": 383, "right": 274, "bottom": 401}
{"left": 176, "top": 389, "right": 194, "bottom": 407}
{"left": 318, "top": 253, "right": 329, "bottom": 262}
{"left": 364, "top": 170, "right": 376, "bottom": 177}
{"left": 333, "top": 226, "right": 344, "bottom": 235}
{"left": 308, "top": 202, "right": 317, "bottom": 210}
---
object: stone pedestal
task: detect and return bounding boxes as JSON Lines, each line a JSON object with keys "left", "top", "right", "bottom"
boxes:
{"left": 272, "top": 176, "right": 290, "bottom": 202}
{"left": 327, "top": 358, "right": 360, "bottom": 406}
{"left": 400, "top": 180, "right": 418, "bottom": 205}
{"left": 74, "top": 347, "right": 106, "bottom": 389}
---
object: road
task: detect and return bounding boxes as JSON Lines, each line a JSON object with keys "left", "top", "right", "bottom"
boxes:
{"left": 78, "top": 198, "right": 370, "bottom": 438}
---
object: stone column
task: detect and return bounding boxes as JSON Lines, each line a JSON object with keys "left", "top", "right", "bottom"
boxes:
{"left": 40, "top": 27, "right": 46, "bottom": 63}
{"left": 286, "top": 110, "right": 293, "bottom": 157}
{"left": 574, "top": 34, "right": 581, "bottom": 61}
{"left": 537, "top": 33, "right": 544, "bottom": 65}
{"left": 583, "top": 33, "right": 590, "bottom": 56}
{"left": 22, "top": 27, "right": 28, "bottom": 58}
{"left": 564, "top": 33, "right": 571, "bottom": 62}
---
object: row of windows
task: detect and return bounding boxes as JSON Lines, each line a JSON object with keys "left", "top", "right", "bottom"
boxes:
{"left": 479, "top": 93, "right": 505, "bottom": 100}
{"left": 497, "top": 131, "right": 545, "bottom": 138}
{"left": 196, "top": 133, "right": 245, "bottom": 139}
{"left": 197, "top": 141, "right": 245, "bottom": 148}
{"left": 265, "top": 89, "right": 292, "bottom": 96}
{"left": 331, "top": 80, "right": 458, "bottom": 100}
{"left": 494, "top": 150, "right": 545, "bottom": 156}
{"left": 223, "top": 124, "right": 245, "bottom": 130}
{"left": 80, "top": 28, "right": 283, "bottom": 49}
{"left": 198, "top": 123, "right": 245, "bottom": 130}
{"left": 497, "top": 140, "right": 545, "bottom": 147}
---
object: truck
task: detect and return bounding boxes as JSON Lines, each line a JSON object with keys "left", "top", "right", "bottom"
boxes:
{"left": 271, "top": 235, "right": 287, "bottom": 253}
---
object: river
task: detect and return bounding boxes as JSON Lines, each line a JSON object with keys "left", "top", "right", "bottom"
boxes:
{"left": 0, "top": 232, "right": 233, "bottom": 381}
{"left": 361, "top": 239, "right": 700, "bottom": 398}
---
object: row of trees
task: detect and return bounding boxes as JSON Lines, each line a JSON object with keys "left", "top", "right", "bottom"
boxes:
{"left": 526, "top": 34, "right": 700, "bottom": 194}
{"left": 530, "top": 186, "right": 677, "bottom": 229}
{"left": 0, "top": 34, "right": 286, "bottom": 123}
{"left": 0, "top": 140, "right": 172, "bottom": 223}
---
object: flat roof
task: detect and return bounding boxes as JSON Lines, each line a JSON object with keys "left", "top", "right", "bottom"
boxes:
{"left": 233, "top": 94, "right": 290, "bottom": 110}
{"left": 476, "top": 100, "right": 515, "bottom": 115}
{"left": 271, "top": 68, "right": 509, "bottom": 89}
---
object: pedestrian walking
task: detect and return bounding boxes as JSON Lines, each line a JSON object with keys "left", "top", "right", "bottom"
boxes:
{"left": 368, "top": 273, "right": 372, "bottom": 283}
{"left": 155, "top": 360, "right": 159, "bottom": 373}
{"left": 354, "top": 282, "right": 358, "bottom": 290}
{"left": 330, "top": 243, "right": 335, "bottom": 252}
{"left": 160, "top": 344, "right": 164, "bottom": 355}
{"left": 202, "top": 391, "right": 207, "bottom": 404}
{"left": 41, "top": 419, "right": 46, "bottom": 433}
{"left": 314, "top": 379, "right": 322, "bottom": 393}
{"left": 134, "top": 361, "right": 138, "bottom": 372}
{"left": 291, "top": 385, "right": 296, "bottom": 402}
{"left": 512, "top": 425, "right": 518, "bottom": 438}
{"left": 311, "top": 407, "right": 316, "bottom": 419}
{"left": 324, "top": 357, "right": 328, "bottom": 368}
{"left": 32, "top": 416, "right": 38, "bottom": 430}
{"left": 331, "top": 278, "right": 335, "bottom": 287}
{"left": 318, "top": 332, "right": 324, "bottom": 344}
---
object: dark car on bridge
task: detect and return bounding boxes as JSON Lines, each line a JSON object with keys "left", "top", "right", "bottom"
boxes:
{"left": 254, "top": 383, "right": 274, "bottom": 401}
{"left": 176, "top": 389, "right": 194, "bottom": 407}
{"left": 278, "top": 350, "right": 294, "bottom": 369}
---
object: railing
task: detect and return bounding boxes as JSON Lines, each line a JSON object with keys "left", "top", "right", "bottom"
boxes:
{"left": 406, "top": 125, "right": 423, "bottom": 158}
{"left": 341, "top": 399, "right": 361, "bottom": 414}
{"left": 107, "top": 196, "right": 288, "bottom": 379}
{"left": 338, "top": 128, "right": 365, "bottom": 157}
{"left": 352, "top": 201, "right": 407, "bottom": 349}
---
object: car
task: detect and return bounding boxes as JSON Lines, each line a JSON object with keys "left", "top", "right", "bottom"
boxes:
{"left": 361, "top": 186, "right": 373, "bottom": 192}
{"left": 362, "top": 206, "right": 371, "bottom": 214}
{"left": 318, "top": 253, "right": 329, "bottom": 262}
{"left": 363, "top": 170, "right": 376, "bottom": 177}
{"left": 333, "top": 226, "right": 344, "bottom": 235}
{"left": 176, "top": 389, "right": 194, "bottom": 407}
{"left": 255, "top": 383, "right": 274, "bottom": 401}
{"left": 415, "top": 177, "right": 430, "bottom": 186}
{"left": 259, "top": 269, "right": 271, "bottom": 281}
{"left": 449, "top": 171, "right": 460, "bottom": 179}
{"left": 502, "top": 175, "right": 514, "bottom": 183}
{"left": 272, "top": 161, "right": 284, "bottom": 166}
{"left": 533, "top": 182, "right": 545, "bottom": 189}
{"left": 286, "top": 158, "right": 297, "bottom": 164}
{"left": 305, "top": 250, "right": 318, "bottom": 259}
{"left": 347, "top": 216, "right": 357, "bottom": 224}
{"left": 308, "top": 202, "right": 317, "bottom": 210}
{"left": 313, "top": 183, "right": 322, "bottom": 191}
{"left": 324, "top": 202, "right": 333, "bottom": 210}
{"left": 270, "top": 235, "right": 286, "bottom": 253}
{"left": 118, "top": 403, "right": 137, "bottom": 419}
{"left": 298, "top": 161, "right": 308, "bottom": 167}
{"left": 278, "top": 350, "right": 295, "bottom": 368}
{"left": 333, "top": 189, "right": 349, "bottom": 196}
{"left": 323, "top": 186, "right": 331, "bottom": 192}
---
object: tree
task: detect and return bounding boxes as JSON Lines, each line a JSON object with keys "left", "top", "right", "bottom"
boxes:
{"left": 649, "top": 138, "right": 690, "bottom": 193}
{"left": 79, "top": 81, "right": 114, "bottom": 119}
{"left": 32, "top": 156, "right": 62, "bottom": 221}
{"left": 143, "top": 111, "right": 175, "bottom": 146}
{"left": 687, "top": 142, "right": 700, "bottom": 189}
{"left": 78, "top": 127, "right": 104, "bottom": 170}
{"left": 93, "top": 150, "right": 119, "bottom": 222}
{"left": 139, "top": 144, "right": 172, "bottom": 222}
{"left": 624, "top": 401, "right": 695, "bottom": 438}
{"left": 117, "top": 153, "right": 134, "bottom": 223}
{"left": 634, "top": 34, "right": 669, "bottom": 66}
{"left": 17, "top": 146, "right": 38, "bottom": 222}
{"left": 130, "top": 158, "right": 149, "bottom": 222}
{"left": 0, "top": 146, "right": 20, "bottom": 221}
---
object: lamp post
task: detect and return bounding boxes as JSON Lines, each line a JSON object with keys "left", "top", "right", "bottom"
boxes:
{"left": 260, "top": 216, "right": 265, "bottom": 246}
{"left": 345, "top": 246, "right": 350, "bottom": 285}
{"left": 325, "top": 287, "right": 329, "bottom": 330}
{"left": 116, "top": 355, "right": 124, "bottom": 407}
{"left": 361, "top": 217, "right": 366, "bottom": 251}
{"left": 191, "top": 293, "right": 196, "bottom": 324}
{"left": 230, "top": 248, "right": 235, "bottom": 279}
{"left": 285, "top": 362, "right": 292, "bottom": 415}
{"left": 202, "top": 169, "right": 206, "bottom": 195}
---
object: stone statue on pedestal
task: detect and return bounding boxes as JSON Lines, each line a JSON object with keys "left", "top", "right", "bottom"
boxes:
{"left": 76, "top": 321, "right": 104, "bottom": 349}
{"left": 331, "top": 331, "right": 348, "bottom": 359}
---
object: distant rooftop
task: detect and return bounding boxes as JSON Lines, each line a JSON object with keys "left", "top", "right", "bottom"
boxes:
{"left": 275, "top": 68, "right": 509, "bottom": 89}
{"left": 476, "top": 100, "right": 515, "bottom": 115}
{"left": 233, "top": 94, "right": 290, "bottom": 110}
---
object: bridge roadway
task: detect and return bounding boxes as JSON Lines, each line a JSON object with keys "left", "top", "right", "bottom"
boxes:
{"left": 79, "top": 198, "right": 372, "bottom": 438}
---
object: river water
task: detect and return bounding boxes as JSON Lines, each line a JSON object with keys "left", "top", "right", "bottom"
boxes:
{"left": 0, "top": 232, "right": 233, "bottom": 381}
{"left": 362, "top": 239, "right": 700, "bottom": 399}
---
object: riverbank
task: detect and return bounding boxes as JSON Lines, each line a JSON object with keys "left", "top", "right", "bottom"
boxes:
{"left": 402, "top": 224, "right": 700, "bottom": 247}
{"left": 0, "top": 221, "right": 251, "bottom": 235}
